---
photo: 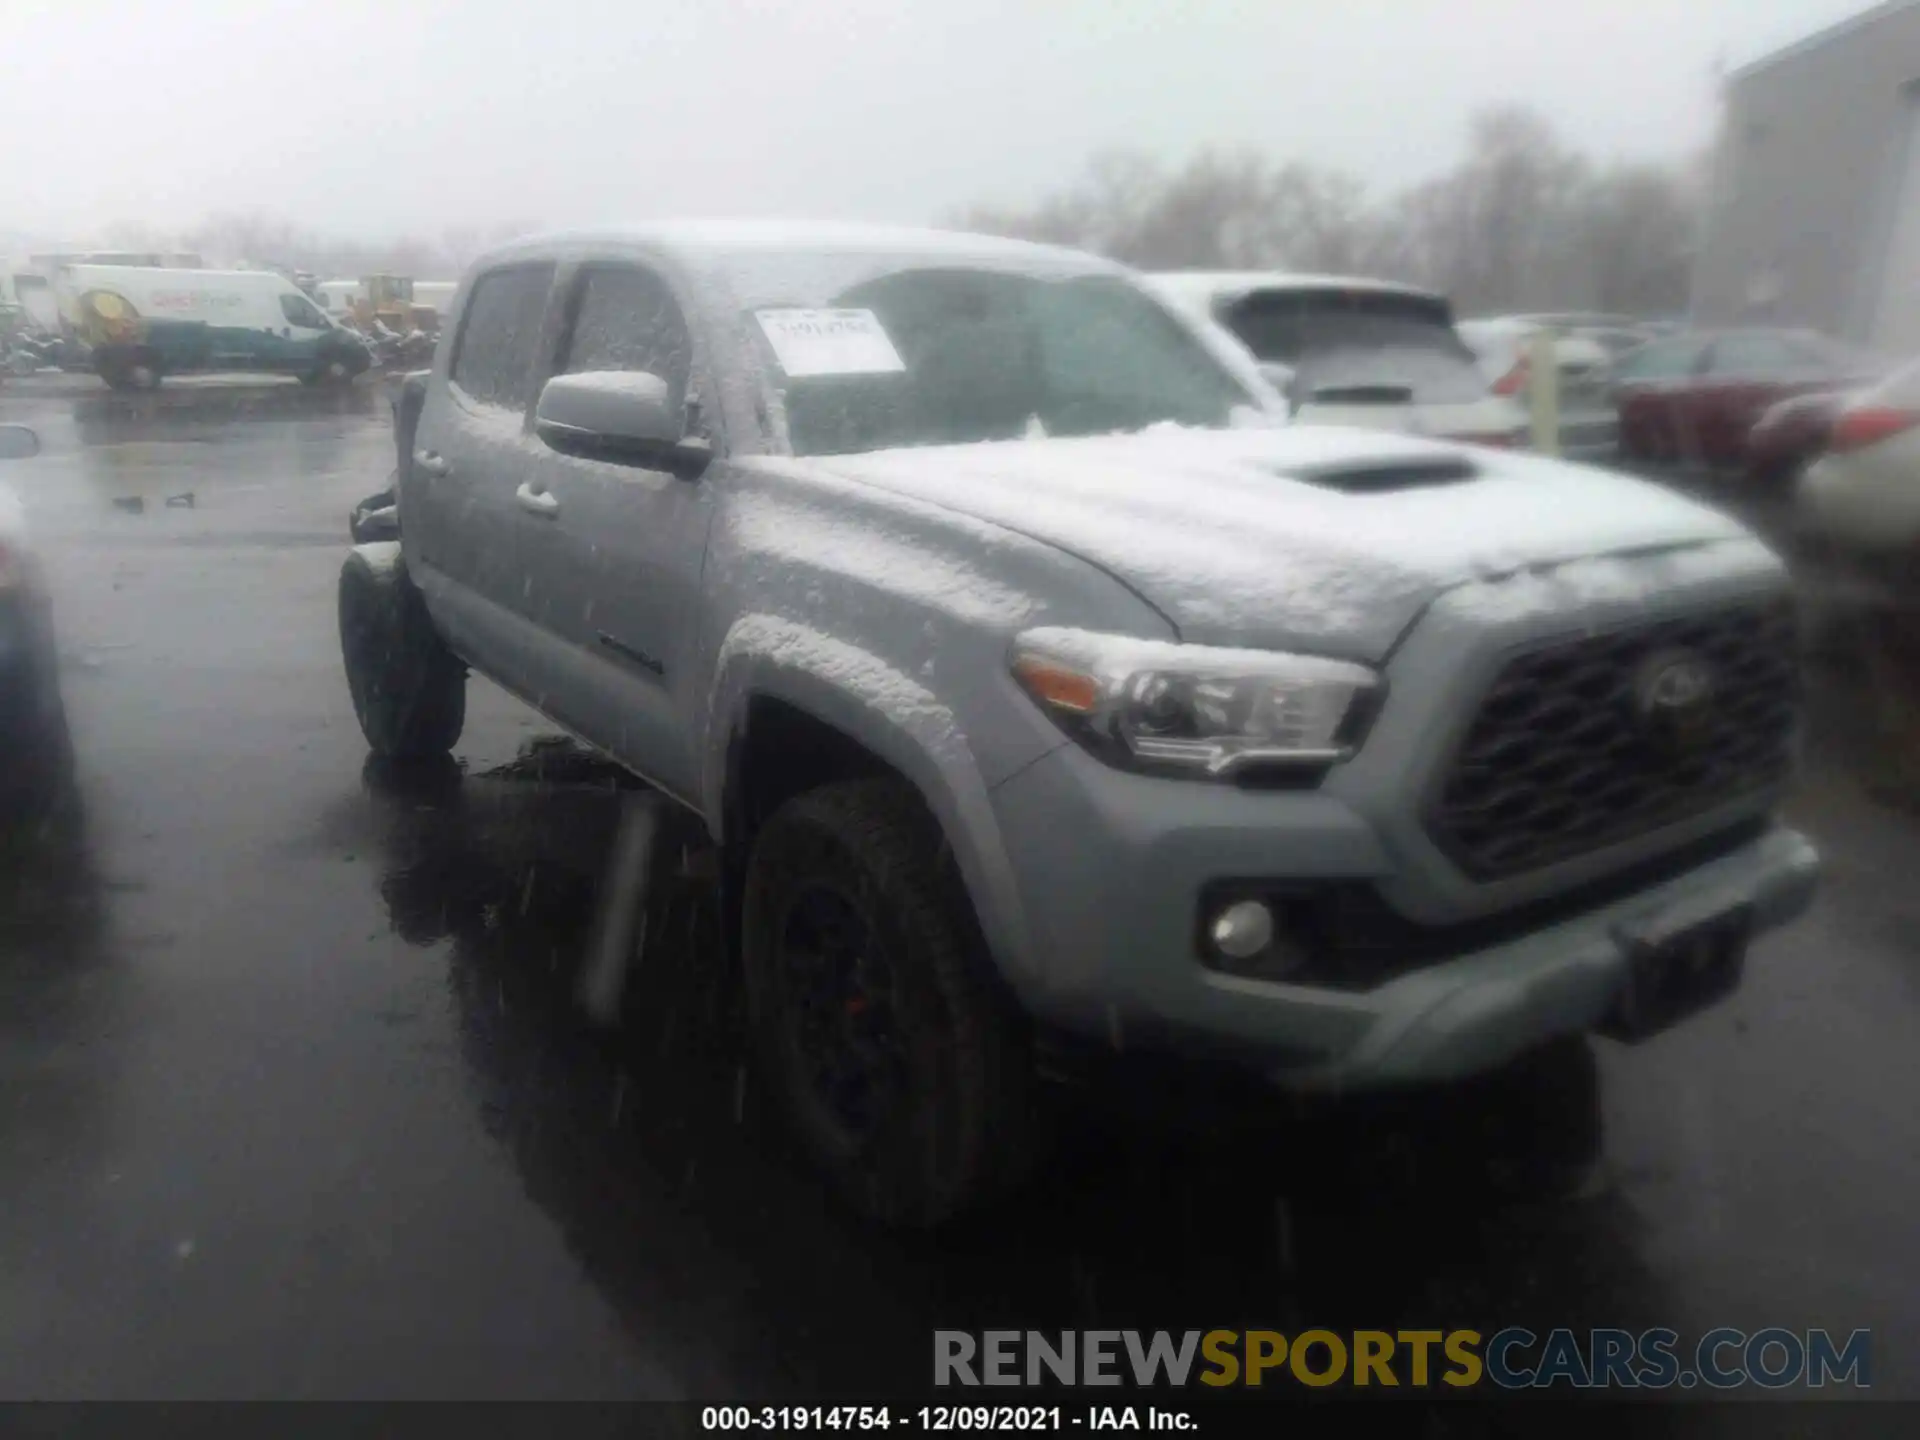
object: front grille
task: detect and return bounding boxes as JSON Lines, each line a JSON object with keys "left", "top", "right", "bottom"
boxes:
{"left": 1428, "top": 600, "right": 1799, "bottom": 880}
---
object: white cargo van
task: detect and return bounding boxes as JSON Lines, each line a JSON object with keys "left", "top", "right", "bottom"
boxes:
{"left": 56, "top": 264, "right": 372, "bottom": 390}
{"left": 3, "top": 263, "right": 62, "bottom": 333}
{"left": 317, "top": 279, "right": 363, "bottom": 321}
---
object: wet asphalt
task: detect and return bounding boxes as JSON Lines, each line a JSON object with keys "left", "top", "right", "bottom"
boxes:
{"left": 0, "top": 375, "right": 1915, "bottom": 1409}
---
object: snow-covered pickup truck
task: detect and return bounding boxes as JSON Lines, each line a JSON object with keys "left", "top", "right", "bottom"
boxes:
{"left": 337, "top": 222, "right": 1819, "bottom": 1225}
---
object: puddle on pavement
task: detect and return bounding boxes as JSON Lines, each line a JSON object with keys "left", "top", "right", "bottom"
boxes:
{"left": 324, "top": 736, "right": 1664, "bottom": 1398}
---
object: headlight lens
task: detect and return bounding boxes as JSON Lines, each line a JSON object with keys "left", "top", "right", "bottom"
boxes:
{"left": 1010, "top": 628, "right": 1382, "bottom": 780}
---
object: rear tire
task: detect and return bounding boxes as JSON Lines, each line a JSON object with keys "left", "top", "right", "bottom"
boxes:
{"left": 742, "top": 778, "right": 1043, "bottom": 1227}
{"left": 337, "top": 546, "right": 466, "bottom": 759}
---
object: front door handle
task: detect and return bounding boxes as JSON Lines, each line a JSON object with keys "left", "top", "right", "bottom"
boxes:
{"left": 414, "top": 449, "right": 451, "bottom": 478}
{"left": 515, "top": 481, "right": 559, "bottom": 517}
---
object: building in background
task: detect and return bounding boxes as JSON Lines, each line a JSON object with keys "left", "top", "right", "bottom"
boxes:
{"left": 1691, "top": 0, "right": 1920, "bottom": 352}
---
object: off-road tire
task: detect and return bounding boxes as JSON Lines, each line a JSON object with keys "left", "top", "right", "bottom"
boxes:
{"left": 337, "top": 546, "right": 466, "bottom": 759}
{"left": 0, "top": 696, "right": 73, "bottom": 822}
{"left": 743, "top": 778, "right": 1043, "bottom": 1227}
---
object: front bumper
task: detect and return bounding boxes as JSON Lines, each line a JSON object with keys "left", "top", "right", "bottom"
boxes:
{"left": 987, "top": 742, "right": 1818, "bottom": 1090}
{"left": 1290, "top": 824, "right": 1816, "bottom": 1085}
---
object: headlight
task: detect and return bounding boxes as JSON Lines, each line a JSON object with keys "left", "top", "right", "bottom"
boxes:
{"left": 1009, "top": 627, "right": 1383, "bottom": 780}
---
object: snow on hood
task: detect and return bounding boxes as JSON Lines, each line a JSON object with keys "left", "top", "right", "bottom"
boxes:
{"left": 815, "top": 426, "right": 1755, "bottom": 662}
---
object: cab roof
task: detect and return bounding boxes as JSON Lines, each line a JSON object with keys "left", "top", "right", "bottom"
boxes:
{"left": 478, "top": 220, "right": 1123, "bottom": 276}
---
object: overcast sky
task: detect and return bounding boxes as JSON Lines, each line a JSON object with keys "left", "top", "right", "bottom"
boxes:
{"left": 0, "top": 0, "right": 1881, "bottom": 243}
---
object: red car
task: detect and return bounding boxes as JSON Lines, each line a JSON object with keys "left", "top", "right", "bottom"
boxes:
{"left": 1613, "top": 328, "right": 1885, "bottom": 469}
{"left": 1746, "top": 388, "right": 1863, "bottom": 488}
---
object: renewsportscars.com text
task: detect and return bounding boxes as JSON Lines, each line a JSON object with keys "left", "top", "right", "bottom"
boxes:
{"left": 934, "top": 1328, "right": 1871, "bottom": 1390}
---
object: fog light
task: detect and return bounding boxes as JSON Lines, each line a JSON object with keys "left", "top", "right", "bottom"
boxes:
{"left": 1209, "top": 900, "right": 1274, "bottom": 961}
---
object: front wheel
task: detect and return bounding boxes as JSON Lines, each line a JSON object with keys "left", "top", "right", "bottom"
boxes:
{"left": 122, "top": 353, "right": 162, "bottom": 391}
{"left": 304, "top": 352, "right": 359, "bottom": 387}
{"left": 337, "top": 545, "right": 466, "bottom": 759}
{"left": 742, "top": 779, "right": 1043, "bottom": 1227}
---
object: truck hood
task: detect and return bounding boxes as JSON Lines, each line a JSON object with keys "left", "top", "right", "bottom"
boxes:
{"left": 817, "top": 425, "right": 1756, "bottom": 662}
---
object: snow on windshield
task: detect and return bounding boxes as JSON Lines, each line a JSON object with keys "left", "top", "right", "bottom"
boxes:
{"left": 704, "top": 252, "right": 1262, "bottom": 456}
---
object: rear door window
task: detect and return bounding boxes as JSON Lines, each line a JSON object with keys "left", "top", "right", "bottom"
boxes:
{"left": 1612, "top": 337, "right": 1706, "bottom": 382}
{"left": 1706, "top": 332, "right": 1822, "bottom": 379}
{"left": 1221, "top": 288, "right": 1488, "bottom": 404}
{"left": 450, "top": 264, "right": 556, "bottom": 411}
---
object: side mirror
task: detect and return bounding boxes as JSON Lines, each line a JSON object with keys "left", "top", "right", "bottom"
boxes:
{"left": 0, "top": 424, "right": 39, "bottom": 461}
{"left": 535, "top": 370, "right": 710, "bottom": 475}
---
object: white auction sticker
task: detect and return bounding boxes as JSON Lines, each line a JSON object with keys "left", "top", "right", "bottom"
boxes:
{"left": 754, "top": 308, "right": 906, "bottom": 378}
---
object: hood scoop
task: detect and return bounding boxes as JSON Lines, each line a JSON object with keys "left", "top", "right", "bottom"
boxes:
{"left": 1308, "top": 383, "right": 1417, "bottom": 406}
{"left": 1277, "top": 455, "right": 1481, "bottom": 494}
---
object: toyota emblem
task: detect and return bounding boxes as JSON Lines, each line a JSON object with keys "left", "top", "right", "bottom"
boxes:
{"left": 1634, "top": 649, "right": 1716, "bottom": 743}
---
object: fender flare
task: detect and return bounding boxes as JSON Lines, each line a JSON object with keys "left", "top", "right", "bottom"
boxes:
{"left": 703, "top": 615, "right": 1040, "bottom": 988}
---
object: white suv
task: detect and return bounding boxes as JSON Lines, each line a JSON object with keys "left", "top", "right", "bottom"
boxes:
{"left": 1150, "top": 271, "right": 1528, "bottom": 447}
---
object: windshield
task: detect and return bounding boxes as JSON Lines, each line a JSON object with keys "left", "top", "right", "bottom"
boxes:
{"left": 1221, "top": 289, "right": 1490, "bottom": 404}
{"left": 716, "top": 258, "right": 1258, "bottom": 456}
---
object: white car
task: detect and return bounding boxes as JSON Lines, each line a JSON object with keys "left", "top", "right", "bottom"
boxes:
{"left": 1483, "top": 312, "right": 1660, "bottom": 361}
{"left": 1149, "top": 271, "right": 1528, "bottom": 447}
{"left": 1797, "top": 356, "right": 1920, "bottom": 555}
{"left": 1456, "top": 317, "right": 1620, "bottom": 460}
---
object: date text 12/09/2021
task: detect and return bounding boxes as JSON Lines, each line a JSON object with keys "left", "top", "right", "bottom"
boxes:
{"left": 701, "top": 1407, "right": 1191, "bottom": 1432}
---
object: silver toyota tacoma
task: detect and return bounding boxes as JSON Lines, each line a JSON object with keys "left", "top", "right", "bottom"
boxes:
{"left": 337, "top": 222, "right": 1818, "bottom": 1226}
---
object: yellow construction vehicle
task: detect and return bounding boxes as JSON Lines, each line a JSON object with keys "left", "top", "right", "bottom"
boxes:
{"left": 350, "top": 275, "right": 438, "bottom": 334}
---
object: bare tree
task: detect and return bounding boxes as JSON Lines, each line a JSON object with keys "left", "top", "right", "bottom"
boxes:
{"left": 1580, "top": 164, "right": 1699, "bottom": 315}
{"left": 101, "top": 219, "right": 167, "bottom": 252}
{"left": 1265, "top": 164, "right": 1379, "bottom": 274}
{"left": 963, "top": 149, "right": 1383, "bottom": 274}
{"left": 73, "top": 212, "right": 522, "bottom": 282}
{"left": 1116, "top": 150, "right": 1276, "bottom": 267}
{"left": 957, "top": 148, "right": 1165, "bottom": 254}
{"left": 1408, "top": 107, "right": 1592, "bottom": 312}
{"left": 958, "top": 105, "right": 1703, "bottom": 316}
